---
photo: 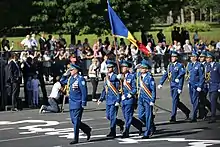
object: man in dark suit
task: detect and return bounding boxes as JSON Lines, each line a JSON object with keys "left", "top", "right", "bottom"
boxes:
{"left": 22, "top": 57, "right": 35, "bottom": 107}
{"left": 39, "top": 33, "right": 47, "bottom": 55}
{"left": 0, "top": 55, "right": 6, "bottom": 111}
{"left": 6, "top": 53, "right": 22, "bottom": 111}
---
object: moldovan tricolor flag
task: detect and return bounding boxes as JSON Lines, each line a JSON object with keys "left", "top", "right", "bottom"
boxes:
{"left": 107, "top": 0, "right": 151, "bottom": 56}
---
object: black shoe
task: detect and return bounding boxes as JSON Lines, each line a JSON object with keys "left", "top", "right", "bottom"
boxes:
{"left": 119, "top": 121, "right": 125, "bottom": 133}
{"left": 150, "top": 126, "right": 156, "bottom": 136}
{"left": 169, "top": 118, "right": 176, "bottom": 123}
{"left": 87, "top": 128, "right": 92, "bottom": 141}
{"left": 190, "top": 119, "right": 197, "bottom": 123}
{"left": 69, "top": 140, "right": 78, "bottom": 145}
{"left": 139, "top": 129, "right": 143, "bottom": 136}
{"left": 106, "top": 132, "right": 116, "bottom": 138}
{"left": 121, "top": 133, "right": 129, "bottom": 138}
{"left": 185, "top": 112, "right": 190, "bottom": 120}
{"left": 142, "top": 136, "right": 149, "bottom": 139}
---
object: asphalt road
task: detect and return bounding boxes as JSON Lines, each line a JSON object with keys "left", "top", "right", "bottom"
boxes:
{"left": 1, "top": 77, "right": 220, "bottom": 147}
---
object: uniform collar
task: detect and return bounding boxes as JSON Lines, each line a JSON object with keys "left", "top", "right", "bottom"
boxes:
{"left": 142, "top": 73, "right": 147, "bottom": 79}
{"left": 125, "top": 73, "right": 129, "bottom": 78}
{"left": 108, "top": 72, "right": 113, "bottom": 78}
{"left": 172, "top": 62, "right": 177, "bottom": 66}
{"left": 211, "top": 62, "right": 215, "bottom": 67}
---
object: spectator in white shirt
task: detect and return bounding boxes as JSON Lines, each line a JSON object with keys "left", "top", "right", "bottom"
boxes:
{"left": 30, "top": 34, "right": 38, "bottom": 50}
{"left": 130, "top": 44, "right": 138, "bottom": 66}
{"left": 216, "top": 40, "right": 220, "bottom": 50}
{"left": 154, "top": 43, "right": 164, "bottom": 73}
{"left": 39, "top": 76, "right": 62, "bottom": 113}
{"left": 88, "top": 58, "right": 100, "bottom": 102}
{"left": 21, "top": 35, "right": 32, "bottom": 49}
{"left": 183, "top": 39, "right": 192, "bottom": 53}
{"left": 100, "top": 55, "right": 108, "bottom": 80}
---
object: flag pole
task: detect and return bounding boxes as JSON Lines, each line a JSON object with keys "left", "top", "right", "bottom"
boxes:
{"left": 112, "top": 35, "right": 124, "bottom": 94}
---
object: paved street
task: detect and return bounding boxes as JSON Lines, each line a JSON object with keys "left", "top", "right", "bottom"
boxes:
{"left": 1, "top": 77, "right": 220, "bottom": 147}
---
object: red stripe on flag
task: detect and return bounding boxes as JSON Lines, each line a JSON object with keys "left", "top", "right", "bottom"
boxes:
{"left": 136, "top": 41, "right": 151, "bottom": 56}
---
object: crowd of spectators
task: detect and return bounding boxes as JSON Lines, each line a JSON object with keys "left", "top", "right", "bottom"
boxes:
{"left": 0, "top": 28, "right": 220, "bottom": 109}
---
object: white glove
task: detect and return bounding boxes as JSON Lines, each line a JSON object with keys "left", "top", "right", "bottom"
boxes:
{"left": 187, "top": 84, "right": 189, "bottom": 88}
{"left": 197, "top": 87, "right": 202, "bottom": 92}
{"left": 115, "top": 102, "right": 120, "bottom": 107}
{"left": 63, "top": 70, "right": 70, "bottom": 76}
{"left": 175, "top": 79, "right": 179, "bottom": 83}
{"left": 177, "top": 89, "right": 182, "bottom": 94}
{"left": 117, "top": 74, "right": 123, "bottom": 80}
{"left": 218, "top": 89, "right": 220, "bottom": 92}
{"left": 97, "top": 100, "right": 102, "bottom": 105}
{"left": 158, "top": 84, "right": 163, "bottom": 89}
{"left": 127, "top": 93, "right": 132, "bottom": 98}
{"left": 121, "top": 95, "right": 126, "bottom": 101}
{"left": 150, "top": 102, "right": 154, "bottom": 106}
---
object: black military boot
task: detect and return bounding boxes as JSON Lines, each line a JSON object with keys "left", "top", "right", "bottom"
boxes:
{"left": 121, "top": 129, "right": 129, "bottom": 138}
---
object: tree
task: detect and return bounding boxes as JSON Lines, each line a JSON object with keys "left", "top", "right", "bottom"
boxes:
{"left": 0, "top": 0, "right": 33, "bottom": 33}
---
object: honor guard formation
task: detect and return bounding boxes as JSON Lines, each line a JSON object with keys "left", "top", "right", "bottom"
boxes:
{"left": 55, "top": 49, "right": 220, "bottom": 144}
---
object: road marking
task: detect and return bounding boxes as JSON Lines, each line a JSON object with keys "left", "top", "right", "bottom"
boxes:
{"left": 75, "top": 142, "right": 95, "bottom": 146}
{"left": 0, "top": 128, "right": 14, "bottom": 131}
{"left": 0, "top": 134, "right": 49, "bottom": 143}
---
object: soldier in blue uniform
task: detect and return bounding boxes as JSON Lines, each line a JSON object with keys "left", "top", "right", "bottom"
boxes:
{"left": 98, "top": 60, "right": 124, "bottom": 138}
{"left": 206, "top": 52, "right": 220, "bottom": 123}
{"left": 158, "top": 51, "right": 190, "bottom": 122}
{"left": 198, "top": 50, "right": 211, "bottom": 119}
{"left": 60, "top": 64, "right": 91, "bottom": 144}
{"left": 137, "top": 59, "right": 156, "bottom": 139}
{"left": 185, "top": 51, "right": 205, "bottom": 122}
{"left": 118, "top": 60, "right": 143, "bottom": 138}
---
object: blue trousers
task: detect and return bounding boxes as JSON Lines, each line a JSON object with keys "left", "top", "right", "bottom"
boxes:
{"left": 189, "top": 85, "right": 199, "bottom": 119}
{"left": 106, "top": 105, "right": 118, "bottom": 134}
{"left": 138, "top": 101, "right": 153, "bottom": 137}
{"left": 122, "top": 104, "right": 134, "bottom": 131}
{"left": 209, "top": 92, "right": 220, "bottom": 119}
{"left": 70, "top": 108, "right": 91, "bottom": 142}
{"left": 45, "top": 98, "right": 59, "bottom": 113}
{"left": 33, "top": 90, "right": 39, "bottom": 106}
{"left": 170, "top": 88, "right": 190, "bottom": 119}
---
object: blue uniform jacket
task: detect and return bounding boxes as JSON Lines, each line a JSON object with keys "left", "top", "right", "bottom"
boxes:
{"left": 160, "top": 62, "right": 186, "bottom": 90}
{"left": 100, "top": 73, "right": 120, "bottom": 105}
{"left": 121, "top": 73, "right": 137, "bottom": 105}
{"left": 138, "top": 72, "right": 156, "bottom": 104}
{"left": 60, "top": 75, "right": 87, "bottom": 110}
{"left": 206, "top": 62, "right": 220, "bottom": 92}
{"left": 186, "top": 62, "right": 205, "bottom": 89}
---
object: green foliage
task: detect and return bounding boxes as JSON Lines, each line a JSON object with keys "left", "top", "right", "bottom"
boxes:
{"left": 165, "top": 22, "right": 211, "bottom": 32}
{"left": 0, "top": 0, "right": 34, "bottom": 32}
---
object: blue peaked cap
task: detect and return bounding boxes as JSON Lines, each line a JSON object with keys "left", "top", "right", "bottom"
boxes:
{"left": 206, "top": 51, "right": 215, "bottom": 58}
{"left": 106, "top": 60, "right": 117, "bottom": 68}
{"left": 140, "top": 59, "right": 151, "bottom": 69}
{"left": 170, "top": 51, "right": 179, "bottom": 57}
{"left": 69, "top": 63, "right": 81, "bottom": 70}
{"left": 200, "top": 50, "right": 207, "bottom": 57}
{"left": 120, "top": 60, "right": 132, "bottom": 68}
{"left": 190, "top": 50, "right": 199, "bottom": 57}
